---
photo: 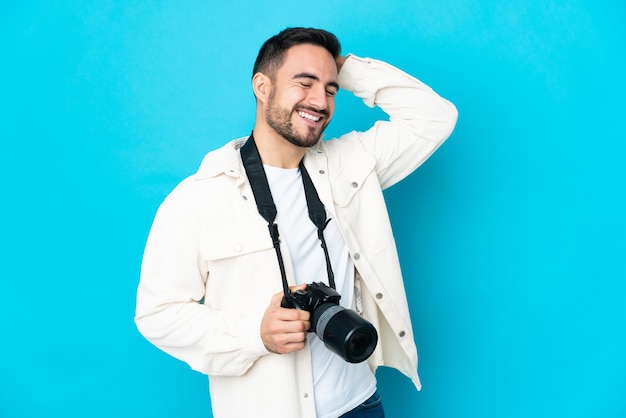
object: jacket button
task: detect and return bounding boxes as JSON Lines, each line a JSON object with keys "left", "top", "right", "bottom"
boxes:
{"left": 351, "top": 181, "right": 358, "bottom": 188}
{"left": 353, "top": 253, "right": 360, "bottom": 260}
{"left": 319, "top": 169, "right": 325, "bottom": 174}
{"left": 234, "top": 244, "right": 243, "bottom": 252}
{"left": 376, "top": 293, "right": 383, "bottom": 299}
{"left": 399, "top": 331, "right": 406, "bottom": 337}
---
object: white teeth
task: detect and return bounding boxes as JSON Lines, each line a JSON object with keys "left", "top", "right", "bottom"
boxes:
{"left": 298, "top": 111, "right": 321, "bottom": 122}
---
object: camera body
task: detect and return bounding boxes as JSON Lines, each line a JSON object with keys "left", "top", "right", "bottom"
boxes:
{"left": 281, "top": 281, "right": 341, "bottom": 318}
{"left": 281, "top": 282, "right": 378, "bottom": 363}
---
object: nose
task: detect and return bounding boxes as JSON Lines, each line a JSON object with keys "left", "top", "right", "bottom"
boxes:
{"left": 307, "top": 84, "right": 331, "bottom": 112}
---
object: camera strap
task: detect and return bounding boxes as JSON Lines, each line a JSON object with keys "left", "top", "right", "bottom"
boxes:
{"left": 240, "top": 134, "right": 336, "bottom": 299}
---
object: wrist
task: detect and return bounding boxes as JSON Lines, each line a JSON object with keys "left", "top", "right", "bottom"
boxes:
{"left": 335, "top": 55, "right": 347, "bottom": 72}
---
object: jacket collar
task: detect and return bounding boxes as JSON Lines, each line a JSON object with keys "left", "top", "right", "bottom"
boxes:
{"left": 194, "top": 137, "right": 248, "bottom": 180}
{"left": 194, "top": 136, "right": 325, "bottom": 180}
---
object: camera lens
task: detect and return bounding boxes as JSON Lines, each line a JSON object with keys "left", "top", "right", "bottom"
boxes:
{"left": 311, "top": 303, "right": 378, "bottom": 363}
{"left": 348, "top": 329, "right": 374, "bottom": 358}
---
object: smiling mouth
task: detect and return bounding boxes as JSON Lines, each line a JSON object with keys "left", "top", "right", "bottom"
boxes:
{"left": 298, "top": 110, "right": 322, "bottom": 122}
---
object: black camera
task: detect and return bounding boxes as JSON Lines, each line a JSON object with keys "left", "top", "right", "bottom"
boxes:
{"left": 281, "top": 282, "right": 378, "bottom": 363}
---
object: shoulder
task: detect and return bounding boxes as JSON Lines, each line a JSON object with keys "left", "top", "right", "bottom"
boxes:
{"left": 195, "top": 137, "right": 247, "bottom": 179}
{"left": 158, "top": 137, "right": 247, "bottom": 214}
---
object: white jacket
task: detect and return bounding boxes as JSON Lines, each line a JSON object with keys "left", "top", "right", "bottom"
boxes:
{"left": 135, "top": 55, "right": 457, "bottom": 418}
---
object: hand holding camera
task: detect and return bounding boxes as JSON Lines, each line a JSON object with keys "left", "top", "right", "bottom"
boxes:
{"left": 260, "top": 285, "right": 311, "bottom": 355}
{"left": 281, "top": 282, "right": 378, "bottom": 363}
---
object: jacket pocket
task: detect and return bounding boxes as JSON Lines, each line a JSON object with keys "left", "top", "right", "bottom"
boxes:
{"left": 331, "top": 158, "right": 376, "bottom": 208}
{"left": 199, "top": 228, "right": 273, "bottom": 262}
{"left": 199, "top": 228, "right": 280, "bottom": 312}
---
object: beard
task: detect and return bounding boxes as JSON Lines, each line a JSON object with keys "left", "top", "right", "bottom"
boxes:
{"left": 265, "top": 90, "right": 329, "bottom": 148}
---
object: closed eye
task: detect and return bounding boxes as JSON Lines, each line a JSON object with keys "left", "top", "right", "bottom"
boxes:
{"left": 293, "top": 73, "right": 338, "bottom": 95}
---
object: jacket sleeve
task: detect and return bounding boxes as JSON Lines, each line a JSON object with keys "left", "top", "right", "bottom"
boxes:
{"left": 134, "top": 180, "right": 270, "bottom": 376}
{"left": 337, "top": 55, "right": 458, "bottom": 189}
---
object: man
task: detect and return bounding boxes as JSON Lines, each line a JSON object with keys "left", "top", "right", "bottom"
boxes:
{"left": 135, "top": 27, "right": 457, "bottom": 418}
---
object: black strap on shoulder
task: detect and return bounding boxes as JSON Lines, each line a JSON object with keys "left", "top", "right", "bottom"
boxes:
{"left": 240, "top": 134, "right": 336, "bottom": 296}
{"left": 240, "top": 135, "right": 289, "bottom": 297}
{"left": 240, "top": 137, "right": 277, "bottom": 225}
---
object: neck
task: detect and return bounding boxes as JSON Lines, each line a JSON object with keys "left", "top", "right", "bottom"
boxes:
{"left": 251, "top": 126, "right": 306, "bottom": 169}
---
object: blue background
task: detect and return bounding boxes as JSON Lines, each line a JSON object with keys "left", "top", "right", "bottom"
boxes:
{"left": 1, "top": 1, "right": 625, "bottom": 417}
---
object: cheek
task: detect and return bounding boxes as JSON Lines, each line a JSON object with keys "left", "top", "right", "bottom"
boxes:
{"left": 282, "top": 86, "right": 307, "bottom": 102}
{"left": 292, "top": 91, "right": 309, "bottom": 106}
{"left": 273, "top": 86, "right": 302, "bottom": 109}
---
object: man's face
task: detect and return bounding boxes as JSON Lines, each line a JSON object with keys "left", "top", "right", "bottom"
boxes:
{"left": 264, "top": 44, "right": 339, "bottom": 148}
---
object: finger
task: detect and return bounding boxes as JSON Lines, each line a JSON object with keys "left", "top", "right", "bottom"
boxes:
{"left": 269, "top": 286, "right": 307, "bottom": 306}
{"left": 281, "top": 308, "right": 311, "bottom": 322}
{"left": 283, "top": 318, "right": 310, "bottom": 333}
{"left": 275, "top": 330, "right": 307, "bottom": 344}
{"left": 265, "top": 304, "right": 307, "bottom": 322}
{"left": 272, "top": 332, "right": 308, "bottom": 353}
{"left": 263, "top": 328, "right": 308, "bottom": 354}
{"left": 272, "top": 284, "right": 306, "bottom": 307}
{"left": 289, "top": 283, "right": 308, "bottom": 292}
{"left": 265, "top": 315, "right": 310, "bottom": 335}
{"left": 273, "top": 340, "right": 307, "bottom": 355}
{"left": 270, "top": 291, "right": 286, "bottom": 306}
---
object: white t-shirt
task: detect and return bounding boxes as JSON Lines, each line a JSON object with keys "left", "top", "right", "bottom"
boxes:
{"left": 264, "top": 164, "right": 376, "bottom": 418}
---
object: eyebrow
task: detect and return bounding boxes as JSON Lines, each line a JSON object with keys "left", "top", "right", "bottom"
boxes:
{"left": 293, "top": 72, "right": 339, "bottom": 90}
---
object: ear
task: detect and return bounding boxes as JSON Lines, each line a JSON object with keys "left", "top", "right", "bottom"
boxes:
{"left": 252, "top": 72, "right": 272, "bottom": 104}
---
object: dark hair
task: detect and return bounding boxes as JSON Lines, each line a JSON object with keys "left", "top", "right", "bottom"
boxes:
{"left": 252, "top": 27, "right": 341, "bottom": 79}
